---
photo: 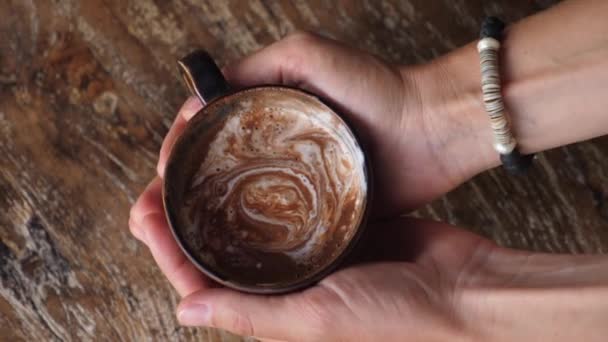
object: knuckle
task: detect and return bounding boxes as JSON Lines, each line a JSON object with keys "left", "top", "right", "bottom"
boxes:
{"left": 128, "top": 203, "right": 138, "bottom": 221}
{"left": 127, "top": 218, "right": 142, "bottom": 239}
{"left": 282, "top": 31, "right": 324, "bottom": 60}
{"left": 274, "top": 31, "right": 324, "bottom": 84}
{"left": 284, "top": 30, "right": 319, "bottom": 47}
{"left": 128, "top": 222, "right": 136, "bottom": 236}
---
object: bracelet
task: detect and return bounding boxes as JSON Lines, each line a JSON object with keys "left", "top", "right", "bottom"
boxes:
{"left": 477, "top": 17, "right": 534, "bottom": 175}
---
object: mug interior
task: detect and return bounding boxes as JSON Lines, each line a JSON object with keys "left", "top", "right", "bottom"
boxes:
{"left": 163, "top": 87, "right": 371, "bottom": 293}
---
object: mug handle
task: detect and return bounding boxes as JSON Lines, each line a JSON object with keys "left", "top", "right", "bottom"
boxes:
{"left": 177, "top": 50, "right": 230, "bottom": 105}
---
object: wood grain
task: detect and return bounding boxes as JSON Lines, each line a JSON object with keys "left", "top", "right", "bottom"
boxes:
{"left": 3, "top": 0, "right": 607, "bottom": 341}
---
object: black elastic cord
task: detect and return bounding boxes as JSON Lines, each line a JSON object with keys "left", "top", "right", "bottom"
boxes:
{"left": 480, "top": 16, "right": 534, "bottom": 175}
{"left": 480, "top": 16, "right": 505, "bottom": 40}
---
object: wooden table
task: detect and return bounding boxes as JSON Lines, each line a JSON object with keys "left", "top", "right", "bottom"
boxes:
{"left": 2, "top": 0, "right": 607, "bottom": 341}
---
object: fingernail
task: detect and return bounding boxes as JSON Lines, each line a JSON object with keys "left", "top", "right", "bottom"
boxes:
{"left": 177, "top": 304, "right": 210, "bottom": 326}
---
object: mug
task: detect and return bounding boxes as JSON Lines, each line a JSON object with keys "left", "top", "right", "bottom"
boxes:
{"left": 162, "top": 50, "right": 372, "bottom": 294}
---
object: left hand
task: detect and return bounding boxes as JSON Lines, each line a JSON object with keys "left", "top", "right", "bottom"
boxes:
{"left": 130, "top": 179, "right": 497, "bottom": 341}
{"left": 129, "top": 175, "right": 608, "bottom": 341}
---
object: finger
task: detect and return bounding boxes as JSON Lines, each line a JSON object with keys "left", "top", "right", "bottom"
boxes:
{"left": 141, "top": 212, "right": 211, "bottom": 297}
{"left": 129, "top": 177, "right": 164, "bottom": 229}
{"left": 157, "top": 96, "right": 203, "bottom": 177}
{"left": 129, "top": 177, "right": 210, "bottom": 297}
{"left": 176, "top": 287, "right": 325, "bottom": 340}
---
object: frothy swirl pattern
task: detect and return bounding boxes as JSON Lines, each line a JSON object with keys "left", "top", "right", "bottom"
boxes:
{"left": 182, "top": 92, "right": 367, "bottom": 282}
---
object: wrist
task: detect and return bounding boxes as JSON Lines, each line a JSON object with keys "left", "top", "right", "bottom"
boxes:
{"left": 457, "top": 251, "right": 608, "bottom": 341}
{"left": 402, "top": 46, "right": 499, "bottom": 186}
{"left": 406, "top": 10, "right": 608, "bottom": 185}
{"left": 462, "top": 286, "right": 608, "bottom": 342}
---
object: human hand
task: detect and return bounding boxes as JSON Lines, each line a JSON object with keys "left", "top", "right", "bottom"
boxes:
{"left": 128, "top": 170, "right": 492, "bottom": 341}
{"left": 172, "top": 218, "right": 495, "bottom": 341}
{"left": 130, "top": 185, "right": 608, "bottom": 341}
{"left": 129, "top": 32, "right": 608, "bottom": 341}
{"left": 129, "top": 31, "right": 472, "bottom": 298}
{"left": 156, "top": 32, "right": 481, "bottom": 216}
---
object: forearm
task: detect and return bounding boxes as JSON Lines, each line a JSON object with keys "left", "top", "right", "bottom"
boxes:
{"left": 460, "top": 252, "right": 608, "bottom": 341}
{"left": 412, "top": 3, "right": 608, "bottom": 335}
{"left": 412, "top": 0, "right": 608, "bottom": 180}
{"left": 465, "top": 286, "right": 608, "bottom": 341}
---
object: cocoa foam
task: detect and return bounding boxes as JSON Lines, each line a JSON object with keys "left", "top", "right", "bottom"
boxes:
{"left": 180, "top": 88, "right": 367, "bottom": 286}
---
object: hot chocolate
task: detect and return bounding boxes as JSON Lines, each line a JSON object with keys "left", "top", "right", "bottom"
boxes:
{"left": 177, "top": 88, "right": 368, "bottom": 287}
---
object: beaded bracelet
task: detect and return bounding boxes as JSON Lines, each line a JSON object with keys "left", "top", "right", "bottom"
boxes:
{"left": 477, "top": 17, "right": 533, "bottom": 174}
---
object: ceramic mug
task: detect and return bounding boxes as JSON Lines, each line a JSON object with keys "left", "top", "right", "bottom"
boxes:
{"left": 162, "top": 50, "right": 372, "bottom": 294}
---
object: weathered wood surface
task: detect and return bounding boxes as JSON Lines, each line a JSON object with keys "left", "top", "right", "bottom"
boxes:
{"left": 3, "top": 0, "right": 607, "bottom": 341}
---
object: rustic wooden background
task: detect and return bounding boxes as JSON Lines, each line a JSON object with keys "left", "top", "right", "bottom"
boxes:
{"left": 3, "top": 0, "right": 607, "bottom": 341}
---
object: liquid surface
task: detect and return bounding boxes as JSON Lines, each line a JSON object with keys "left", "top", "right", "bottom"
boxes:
{"left": 181, "top": 89, "right": 367, "bottom": 286}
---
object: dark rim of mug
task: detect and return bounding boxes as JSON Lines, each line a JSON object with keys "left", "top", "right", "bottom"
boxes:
{"left": 162, "top": 85, "right": 373, "bottom": 294}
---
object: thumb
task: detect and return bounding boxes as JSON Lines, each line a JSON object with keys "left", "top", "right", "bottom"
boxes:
{"left": 223, "top": 33, "right": 409, "bottom": 148}
{"left": 222, "top": 31, "right": 403, "bottom": 140}
{"left": 176, "top": 287, "right": 329, "bottom": 340}
{"left": 222, "top": 31, "right": 349, "bottom": 92}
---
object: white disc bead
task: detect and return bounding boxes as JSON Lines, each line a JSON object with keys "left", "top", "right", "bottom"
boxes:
{"left": 477, "top": 37, "right": 500, "bottom": 52}
{"left": 494, "top": 140, "right": 517, "bottom": 154}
